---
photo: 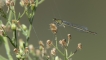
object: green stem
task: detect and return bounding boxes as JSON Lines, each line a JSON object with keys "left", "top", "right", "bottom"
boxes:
{"left": 52, "top": 44, "right": 64, "bottom": 56}
{"left": 6, "top": 35, "right": 16, "bottom": 48}
{"left": 67, "top": 38, "right": 70, "bottom": 46}
{"left": 54, "top": 34, "right": 58, "bottom": 47}
{"left": 1, "top": 27, "right": 16, "bottom": 48}
{"left": 38, "top": 0, "right": 45, "bottom": 5}
{"left": 13, "top": 7, "right": 16, "bottom": 20}
{"left": 68, "top": 49, "right": 77, "bottom": 59}
{"left": 64, "top": 48, "right": 68, "bottom": 60}
{"left": 3, "top": 37, "right": 13, "bottom": 60}
{"left": 6, "top": 10, "right": 13, "bottom": 26}
{"left": 26, "top": 24, "right": 32, "bottom": 45}
{"left": 53, "top": 34, "right": 64, "bottom": 56}
{"left": 13, "top": 30, "right": 17, "bottom": 48}
{"left": 36, "top": 0, "right": 39, "bottom": 7}
{"left": 18, "top": 8, "right": 27, "bottom": 20}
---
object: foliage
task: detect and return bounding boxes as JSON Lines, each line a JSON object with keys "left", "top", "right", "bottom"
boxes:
{"left": 0, "top": 0, "right": 81, "bottom": 60}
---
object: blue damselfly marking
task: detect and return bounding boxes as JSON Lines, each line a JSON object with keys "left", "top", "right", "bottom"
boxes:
{"left": 53, "top": 18, "right": 97, "bottom": 35}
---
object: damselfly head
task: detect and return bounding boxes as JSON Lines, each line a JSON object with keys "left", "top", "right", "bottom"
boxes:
{"left": 53, "top": 18, "right": 57, "bottom": 21}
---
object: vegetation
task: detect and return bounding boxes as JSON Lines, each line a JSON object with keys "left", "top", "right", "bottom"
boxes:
{"left": 0, "top": 0, "right": 82, "bottom": 60}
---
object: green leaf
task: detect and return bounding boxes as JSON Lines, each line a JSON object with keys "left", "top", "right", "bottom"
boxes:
{"left": 0, "top": 55, "right": 8, "bottom": 60}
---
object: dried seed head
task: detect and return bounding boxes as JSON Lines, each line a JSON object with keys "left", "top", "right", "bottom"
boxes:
{"left": 46, "top": 40, "right": 53, "bottom": 48}
{"left": 17, "top": 21, "right": 21, "bottom": 26}
{"left": 29, "top": 0, "right": 34, "bottom": 4}
{"left": 1, "top": 24, "right": 6, "bottom": 29}
{"left": 47, "top": 55, "right": 50, "bottom": 59}
{"left": 68, "top": 34, "right": 71, "bottom": 40}
{"left": 29, "top": 44, "right": 36, "bottom": 54}
{"left": 77, "top": 43, "right": 82, "bottom": 50}
{"left": 59, "top": 39, "right": 67, "bottom": 47}
{"left": 12, "top": 20, "right": 18, "bottom": 24}
{"left": 35, "top": 49, "right": 41, "bottom": 56}
{"left": 39, "top": 40, "right": 44, "bottom": 47}
{"left": 13, "top": 48, "right": 19, "bottom": 54}
{"left": 0, "top": 29, "right": 4, "bottom": 36}
{"left": 49, "top": 23, "right": 57, "bottom": 34}
{"left": 19, "top": 39, "right": 24, "bottom": 49}
{"left": 6, "top": 0, "right": 11, "bottom": 6}
{"left": 6, "top": 0, "right": 15, "bottom": 6}
{"left": 10, "top": 0, "right": 14, "bottom": 6}
{"left": 29, "top": 44, "right": 34, "bottom": 51}
{"left": 20, "top": 0, "right": 30, "bottom": 7}
{"left": 51, "top": 48, "right": 56, "bottom": 56}
{"left": 25, "top": 47, "right": 29, "bottom": 54}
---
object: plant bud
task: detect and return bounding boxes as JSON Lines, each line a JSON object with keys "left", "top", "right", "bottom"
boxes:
{"left": 16, "top": 54, "right": 21, "bottom": 59}
{"left": 22, "top": 24, "right": 27, "bottom": 31}
{"left": 77, "top": 43, "right": 82, "bottom": 50}
{"left": 11, "top": 23, "right": 16, "bottom": 31}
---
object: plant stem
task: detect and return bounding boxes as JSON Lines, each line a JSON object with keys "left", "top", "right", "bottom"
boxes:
{"left": 64, "top": 48, "right": 68, "bottom": 60}
{"left": 13, "top": 30, "right": 17, "bottom": 48}
{"left": 68, "top": 49, "right": 77, "bottom": 59}
{"left": 6, "top": 35, "right": 16, "bottom": 48}
{"left": 3, "top": 37, "right": 13, "bottom": 60}
{"left": 38, "top": 0, "right": 45, "bottom": 5}
{"left": 52, "top": 44, "right": 64, "bottom": 56}
{"left": 18, "top": 9, "right": 27, "bottom": 20}
{"left": 6, "top": 10, "right": 13, "bottom": 26}
{"left": 55, "top": 34, "right": 58, "bottom": 47}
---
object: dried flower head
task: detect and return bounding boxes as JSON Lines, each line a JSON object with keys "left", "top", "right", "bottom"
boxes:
{"left": 47, "top": 55, "right": 50, "bottom": 59}
{"left": 29, "top": 44, "right": 34, "bottom": 51}
{"left": 29, "top": 0, "right": 34, "bottom": 4}
{"left": 46, "top": 40, "right": 53, "bottom": 48}
{"left": 1, "top": 24, "right": 6, "bottom": 29}
{"left": 6, "top": 0, "right": 11, "bottom": 6}
{"left": 77, "top": 43, "right": 82, "bottom": 50}
{"left": 35, "top": 49, "right": 41, "bottom": 56}
{"left": 10, "top": 0, "right": 14, "bottom": 6}
{"left": 19, "top": 39, "right": 25, "bottom": 49}
{"left": 25, "top": 47, "right": 29, "bottom": 54}
{"left": 49, "top": 23, "right": 57, "bottom": 34}
{"left": 12, "top": 20, "right": 18, "bottom": 24}
{"left": 68, "top": 34, "right": 71, "bottom": 40}
{"left": 29, "top": 44, "right": 36, "bottom": 54}
{"left": 6, "top": 0, "right": 14, "bottom": 6}
{"left": 0, "top": 29, "right": 3, "bottom": 36}
{"left": 59, "top": 39, "right": 67, "bottom": 47}
{"left": 20, "top": 0, "right": 30, "bottom": 7}
{"left": 51, "top": 48, "right": 56, "bottom": 56}
{"left": 13, "top": 48, "right": 19, "bottom": 54}
{"left": 39, "top": 40, "right": 44, "bottom": 47}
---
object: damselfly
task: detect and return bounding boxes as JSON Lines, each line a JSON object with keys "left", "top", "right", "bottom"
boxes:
{"left": 53, "top": 18, "right": 97, "bottom": 35}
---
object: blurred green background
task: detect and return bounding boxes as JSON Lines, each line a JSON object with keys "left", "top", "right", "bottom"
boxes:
{"left": 0, "top": 0, "right": 106, "bottom": 60}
